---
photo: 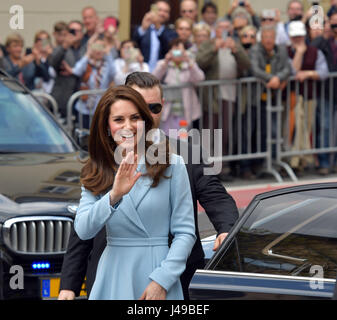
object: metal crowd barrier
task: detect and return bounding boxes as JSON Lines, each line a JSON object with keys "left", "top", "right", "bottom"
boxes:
{"left": 276, "top": 72, "right": 337, "bottom": 176}
{"left": 65, "top": 74, "right": 337, "bottom": 182}
{"left": 161, "top": 78, "right": 288, "bottom": 182}
{"left": 32, "top": 91, "right": 60, "bottom": 119}
{"left": 66, "top": 88, "right": 106, "bottom": 134}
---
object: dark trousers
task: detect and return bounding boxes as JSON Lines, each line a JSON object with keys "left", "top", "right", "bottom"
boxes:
{"left": 180, "top": 258, "right": 205, "bottom": 300}
{"left": 315, "top": 98, "right": 331, "bottom": 168}
{"left": 203, "top": 100, "right": 232, "bottom": 155}
{"left": 240, "top": 105, "right": 264, "bottom": 173}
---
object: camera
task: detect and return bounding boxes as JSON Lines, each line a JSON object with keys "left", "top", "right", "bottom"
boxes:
{"left": 69, "top": 29, "right": 76, "bottom": 36}
{"left": 41, "top": 38, "right": 51, "bottom": 48}
{"left": 125, "top": 47, "right": 139, "bottom": 63}
{"left": 172, "top": 49, "right": 182, "bottom": 57}
{"left": 151, "top": 4, "right": 158, "bottom": 14}
{"left": 262, "top": 9, "right": 276, "bottom": 19}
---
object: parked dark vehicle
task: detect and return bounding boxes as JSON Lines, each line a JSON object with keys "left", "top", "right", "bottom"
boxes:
{"left": 0, "top": 69, "right": 85, "bottom": 299}
{"left": 191, "top": 183, "right": 337, "bottom": 299}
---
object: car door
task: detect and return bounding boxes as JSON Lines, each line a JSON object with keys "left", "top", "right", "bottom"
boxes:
{"left": 190, "top": 183, "right": 337, "bottom": 299}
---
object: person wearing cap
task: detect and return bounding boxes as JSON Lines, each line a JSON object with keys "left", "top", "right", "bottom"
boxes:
{"left": 287, "top": 20, "right": 329, "bottom": 175}
{"left": 288, "top": 21, "right": 328, "bottom": 83}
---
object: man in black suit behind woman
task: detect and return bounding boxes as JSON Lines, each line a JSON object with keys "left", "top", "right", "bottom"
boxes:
{"left": 58, "top": 72, "right": 239, "bottom": 300}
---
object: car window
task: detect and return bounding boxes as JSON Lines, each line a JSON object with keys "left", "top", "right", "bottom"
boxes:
{"left": 0, "top": 81, "right": 75, "bottom": 153}
{"left": 214, "top": 188, "right": 337, "bottom": 279}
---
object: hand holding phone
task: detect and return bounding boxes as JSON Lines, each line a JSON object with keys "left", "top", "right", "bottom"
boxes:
{"left": 41, "top": 38, "right": 51, "bottom": 49}
{"left": 129, "top": 48, "right": 139, "bottom": 63}
{"left": 124, "top": 47, "right": 139, "bottom": 64}
{"left": 151, "top": 4, "right": 158, "bottom": 14}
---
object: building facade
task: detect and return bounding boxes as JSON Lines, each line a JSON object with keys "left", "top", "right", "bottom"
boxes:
{"left": 0, "top": 0, "right": 331, "bottom": 50}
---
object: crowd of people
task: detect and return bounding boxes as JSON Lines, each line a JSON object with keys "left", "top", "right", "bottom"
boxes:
{"left": 1, "top": 0, "right": 337, "bottom": 180}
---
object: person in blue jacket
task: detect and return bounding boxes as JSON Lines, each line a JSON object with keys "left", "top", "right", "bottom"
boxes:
{"left": 132, "top": 0, "right": 177, "bottom": 72}
{"left": 74, "top": 85, "right": 196, "bottom": 300}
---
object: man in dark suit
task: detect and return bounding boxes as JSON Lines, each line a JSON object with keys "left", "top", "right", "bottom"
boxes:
{"left": 58, "top": 72, "right": 239, "bottom": 300}
{"left": 132, "top": 0, "right": 177, "bottom": 72}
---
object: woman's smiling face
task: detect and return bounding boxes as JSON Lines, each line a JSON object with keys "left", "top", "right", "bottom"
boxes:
{"left": 108, "top": 99, "right": 145, "bottom": 152}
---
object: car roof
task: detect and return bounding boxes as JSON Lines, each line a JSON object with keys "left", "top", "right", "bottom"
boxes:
{"left": 0, "top": 68, "right": 11, "bottom": 78}
{"left": 0, "top": 68, "right": 32, "bottom": 93}
{"left": 252, "top": 182, "right": 337, "bottom": 202}
{"left": 206, "top": 181, "right": 337, "bottom": 270}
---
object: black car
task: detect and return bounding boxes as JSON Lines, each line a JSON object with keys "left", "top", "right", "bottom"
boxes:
{"left": 191, "top": 183, "right": 337, "bottom": 299}
{"left": 0, "top": 69, "right": 85, "bottom": 299}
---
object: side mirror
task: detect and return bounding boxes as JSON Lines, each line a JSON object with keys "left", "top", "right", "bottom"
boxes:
{"left": 75, "top": 128, "right": 89, "bottom": 151}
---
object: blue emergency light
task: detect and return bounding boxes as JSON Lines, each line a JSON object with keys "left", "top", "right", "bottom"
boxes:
{"left": 32, "top": 262, "right": 50, "bottom": 270}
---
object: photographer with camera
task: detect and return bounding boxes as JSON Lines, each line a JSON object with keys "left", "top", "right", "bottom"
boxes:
{"left": 61, "top": 35, "right": 116, "bottom": 129}
{"left": 227, "top": 0, "right": 260, "bottom": 30}
{"left": 2, "top": 32, "right": 51, "bottom": 91}
{"left": 113, "top": 40, "right": 149, "bottom": 85}
{"left": 152, "top": 38, "right": 204, "bottom": 137}
{"left": 133, "top": 0, "right": 177, "bottom": 72}
{"left": 27, "top": 30, "right": 54, "bottom": 94}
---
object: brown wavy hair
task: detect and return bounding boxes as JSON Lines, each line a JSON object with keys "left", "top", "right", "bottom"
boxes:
{"left": 80, "top": 85, "right": 170, "bottom": 195}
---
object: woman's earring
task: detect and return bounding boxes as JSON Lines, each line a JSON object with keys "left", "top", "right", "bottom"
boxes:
{"left": 107, "top": 128, "right": 111, "bottom": 136}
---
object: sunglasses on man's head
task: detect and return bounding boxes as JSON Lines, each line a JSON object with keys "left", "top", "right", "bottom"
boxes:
{"left": 262, "top": 18, "right": 274, "bottom": 22}
{"left": 148, "top": 103, "right": 162, "bottom": 114}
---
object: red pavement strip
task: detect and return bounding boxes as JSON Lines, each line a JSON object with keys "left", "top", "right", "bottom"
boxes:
{"left": 198, "top": 176, "right": 337, "bottom": 212}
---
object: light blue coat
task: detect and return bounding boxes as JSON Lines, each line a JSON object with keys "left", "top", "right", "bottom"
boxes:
{"left": 74, "top": 154, "right": 196, "bottom": 300}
